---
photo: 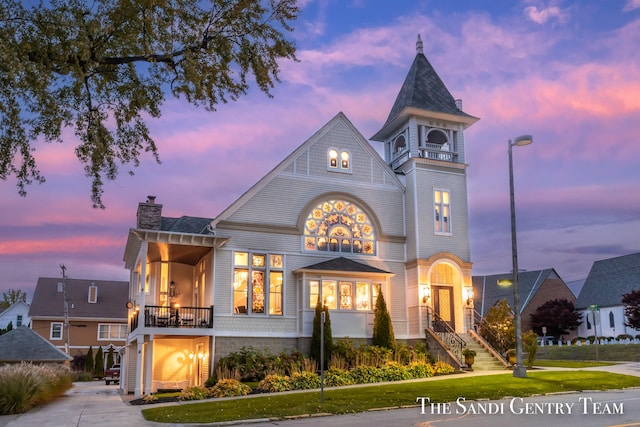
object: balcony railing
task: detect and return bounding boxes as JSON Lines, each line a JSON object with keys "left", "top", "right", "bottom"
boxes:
{"left": 389, "top": 144, "right": 459, "bottom": 170}
{"left": 130, "top": 305, "right": 213, "bottom": 332}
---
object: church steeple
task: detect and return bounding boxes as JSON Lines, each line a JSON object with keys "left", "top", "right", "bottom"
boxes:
{"left": 371, "top": 35, "right": 478, "bottom": 169}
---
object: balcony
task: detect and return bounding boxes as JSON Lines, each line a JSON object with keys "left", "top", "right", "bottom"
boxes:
{"left": 390, "top": 143, "right": 459, "bottom": 170}
{"left": 130, "top": 305, "right": 213, "bottom": 332}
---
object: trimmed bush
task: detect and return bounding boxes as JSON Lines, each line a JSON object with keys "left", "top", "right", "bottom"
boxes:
{"left": 179, "top": 385, "right": 211, "bottom": 401}
{"left": 350, "top": 365, "right": 382, "bottom": 384}
{"left": 372, "top": 287, "right": 395, "bottom": 351}
{"left": 433, "top": 361, "right": 455, "bottom": 375}
{"left": 210, "top": 379, "right": 251, "bottom": 398}
{"left": 324, "top": 367, "right": 354, "bottom": 387}
{"left": 94, "top": 346, "right": 104, "bottom": 379}
{"left": 289, "top": 371, "right": 321, "bottom": 390}
{"left": 85, "top": 346, "right": 94, "bottom": 375}
{"left": 379, "top": 361, "right": 411, "bottom": 382}
{"left": 257, "top": 375, "right": 292, "bottom": 393}
{"left": 407, "top": 361, "right": 435, "bottom": 379}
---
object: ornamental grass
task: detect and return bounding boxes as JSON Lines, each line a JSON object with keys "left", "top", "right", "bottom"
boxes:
{"left": 0, "top": 363, "right": 72, "bottom": 415}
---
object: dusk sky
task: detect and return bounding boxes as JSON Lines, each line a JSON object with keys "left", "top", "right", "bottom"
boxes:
{"left": 1, "top": 0, "right": 639, "bottom": 300}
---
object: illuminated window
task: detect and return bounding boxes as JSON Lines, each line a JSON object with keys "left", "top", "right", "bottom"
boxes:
{"left": 309, "top": 280, "right": 376, "bottom": 311}
{"left": 233, "top": 252, "right": 283, "bottom": 316}
{"left": 328, "top": 148, "right": 351, "bottom": 172}
{"left": 304, "top": 199, "right": 376, "bottom": 255}
{"left": 434, "top": 189, "right": 451, "bottom": 234}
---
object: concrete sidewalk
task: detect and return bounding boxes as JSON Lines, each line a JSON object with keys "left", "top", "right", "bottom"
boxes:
{"left": 2, "top": 363, "right": 639, "bottom": 427}
{"left": 0, "top": 382, "right": 154, "bottom": 427}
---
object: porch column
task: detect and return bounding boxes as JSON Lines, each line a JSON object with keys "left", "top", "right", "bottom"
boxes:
{"left": 144, "top": 335, "right": 154, "bottom": 394}
{"left": 134, "top": 336, "right": 144, "bottom": 398}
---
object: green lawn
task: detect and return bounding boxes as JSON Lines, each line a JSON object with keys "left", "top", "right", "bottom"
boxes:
{"left": 533, "top": 360, "right": 616, "bottom": 368}
{"left": 142, "top": 370, "right": 640, "bottom": 424}
{"left": 536, "top": 343, "right": 640, "bottom": 361}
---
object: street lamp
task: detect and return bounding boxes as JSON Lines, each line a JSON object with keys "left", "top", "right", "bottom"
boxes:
{"left": 508, "top": 134, "right": 533, "bottom": 378}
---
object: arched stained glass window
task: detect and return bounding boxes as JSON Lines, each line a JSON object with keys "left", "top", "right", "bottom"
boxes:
{"left": 304, "top": 199, "right": 376, "bottom": 255}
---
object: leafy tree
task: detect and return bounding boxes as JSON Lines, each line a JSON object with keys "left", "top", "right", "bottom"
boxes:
{"left": 94, "top": 346, "right": 104, "bottom": 378}
{"left": 0, "top": 0, "right": 299, "bottom": 207}
{"left": 622, "top": 290, "right": 640, "bottom": 330}
{"left": 0, "top": 288, "right": 27, "bottom": 308}
{"left": 106, "top": 346, "right": 115, "bottom": 369}
{"left": 529, "top": 298, "right": 581, "bottom": 340}
{"left": 372, "top": 286, "right": 395, "bottom": 351}
{"left": 479, "top": 299, "right": 515, "bottom": 354}
{"left": 85, "top": 346, "right": 94, "bottom": 374}
{"left": 310, "top": 299, "right": 332, "bottom": 369}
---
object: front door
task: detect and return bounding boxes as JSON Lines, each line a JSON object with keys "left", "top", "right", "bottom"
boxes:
{"left": 433, "top": 286, "right": 455, "bottom": 329}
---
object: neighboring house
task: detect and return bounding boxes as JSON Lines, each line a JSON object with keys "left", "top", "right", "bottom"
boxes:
{"left": 472, "top": 269, "right": 577, "bottom": 340}
{"left": 0, "top": 300, "right": 30, "bottom": 330}
{"left": 575, "top": 252, "right": 640, "bottom": 338}
{"left": 29, "top": 277, "right": 129, "bottom": 363}
{"left": 122, "top": 36, "right": 480, "bottom": 396}
{"left": 0, "top": 325, "right": 72, "bottom": 364}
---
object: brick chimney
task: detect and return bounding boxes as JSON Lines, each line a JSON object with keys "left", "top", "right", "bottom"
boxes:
{"left": 136, "top": 195, "right": 163, "bottom": 230}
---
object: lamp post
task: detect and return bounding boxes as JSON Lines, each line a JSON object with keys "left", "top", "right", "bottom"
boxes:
{"left": 508, "top": 134, "right": 533, "bottom": 378}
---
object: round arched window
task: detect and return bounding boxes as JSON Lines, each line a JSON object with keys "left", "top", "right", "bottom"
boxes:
{"left": 304, "top": 199, "right": 376, "bottom": 255}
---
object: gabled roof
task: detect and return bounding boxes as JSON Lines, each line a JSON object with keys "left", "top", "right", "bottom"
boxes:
{"left": 295, "top": 257, "right": 392, "bottom": 275}
{"left": 472, "top": 269, "right": 565, "bottom": 316}
{"left": 371, "top": 36, "right": 478, "bottom": 141}
{"left": 0, "top": 326, "right": 72, "bottom": 363}
{"left": 575, "top": 252, "right": 640, "bottom": 309}
{"left": 212, "top": 112, "right": 404, "bottom": 226}
{"left": 29, "top": 277, "right": 128, "bottom": 320}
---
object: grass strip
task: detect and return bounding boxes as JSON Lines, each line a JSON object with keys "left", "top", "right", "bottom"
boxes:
{"left": 533, "top": 360, "right": 616, "bottom": 368}
{"left": 142, "top": 371, "right": 640, "bottom": 423}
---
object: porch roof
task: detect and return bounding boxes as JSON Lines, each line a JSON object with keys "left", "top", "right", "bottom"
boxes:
{"left": 294, "top": 257, "right": 392, "bottom": 276}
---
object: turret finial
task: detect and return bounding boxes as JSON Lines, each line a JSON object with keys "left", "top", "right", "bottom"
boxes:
{"left": 416, "top": 34, "right": 423, "bottom": 54}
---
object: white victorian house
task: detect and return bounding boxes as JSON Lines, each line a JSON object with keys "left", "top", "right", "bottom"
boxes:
{"left": 121, "top": 36, "right": 480, "bottom": 397}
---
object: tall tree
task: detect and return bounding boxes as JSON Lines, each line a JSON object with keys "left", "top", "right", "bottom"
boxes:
{"left": 0, "top": 288, "right": 27, "bottom": 308}
{"left": 622, "top": 290, "right": 640, "bottom": 330}
{"left": 94, "top": 346, "right": 104, "bottom": 378}
{"left": 106, "top": 346, "right": 115, "bottom": 370}
{"left": 529, "top": 298, "right": 581, "bottom": 339}
{"left": 372, "top": 286, "right": 395, "bottom": 351}
{"left": 0, "top": 0, "right": 299, "bottom": 207}
{"left": 310, "top": 298, "right": 332, "bottom": 369}
{"left": 85, "top": 346, "right": 94, "bottom": 374}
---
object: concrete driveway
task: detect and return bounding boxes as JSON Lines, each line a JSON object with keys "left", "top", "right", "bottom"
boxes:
{"left": 0, "top": 381, "right": 153, "bottom": 427}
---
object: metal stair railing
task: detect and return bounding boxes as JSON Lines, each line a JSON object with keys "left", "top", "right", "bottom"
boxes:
{"left": 425, "top": 306, "right": 466, "bottom": 361}
{"left": 473, "top": 308, "right": 513, "bottom": 356}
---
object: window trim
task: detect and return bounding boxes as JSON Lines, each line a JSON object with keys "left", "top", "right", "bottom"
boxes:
{"left": 433, "top": 188, "right": 452, "bottom": 235}
{"left": 97, "top": 323, "right": 128, "bottom": 341}
{"left": 233, "top": 251, "right": 284, "bottom": 316}
{"left": 327, "top": 148, "right": 352, "bottom": 173}
{"left": 50, "top": 322, "right": 63, "bottom": 340}
{"left": 308, "top": 278, "right": 380, "bottom": 312}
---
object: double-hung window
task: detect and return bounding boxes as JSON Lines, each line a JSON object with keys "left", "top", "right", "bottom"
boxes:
{"left": 434, "top": 189, "right": 451, "bottom": 234}
{"left": 50, "top": 322, "right": 63, "bottom": 340}
{"left": 234, "top": 252, "right": 283, "bottom": 316}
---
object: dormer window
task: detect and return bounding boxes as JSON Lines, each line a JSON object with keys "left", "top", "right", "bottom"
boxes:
{"left": 88, "top": 283, "right": 98, "bottom": 303}
{"left": 327, "top": 148, "right": 351, "bottom": 172}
